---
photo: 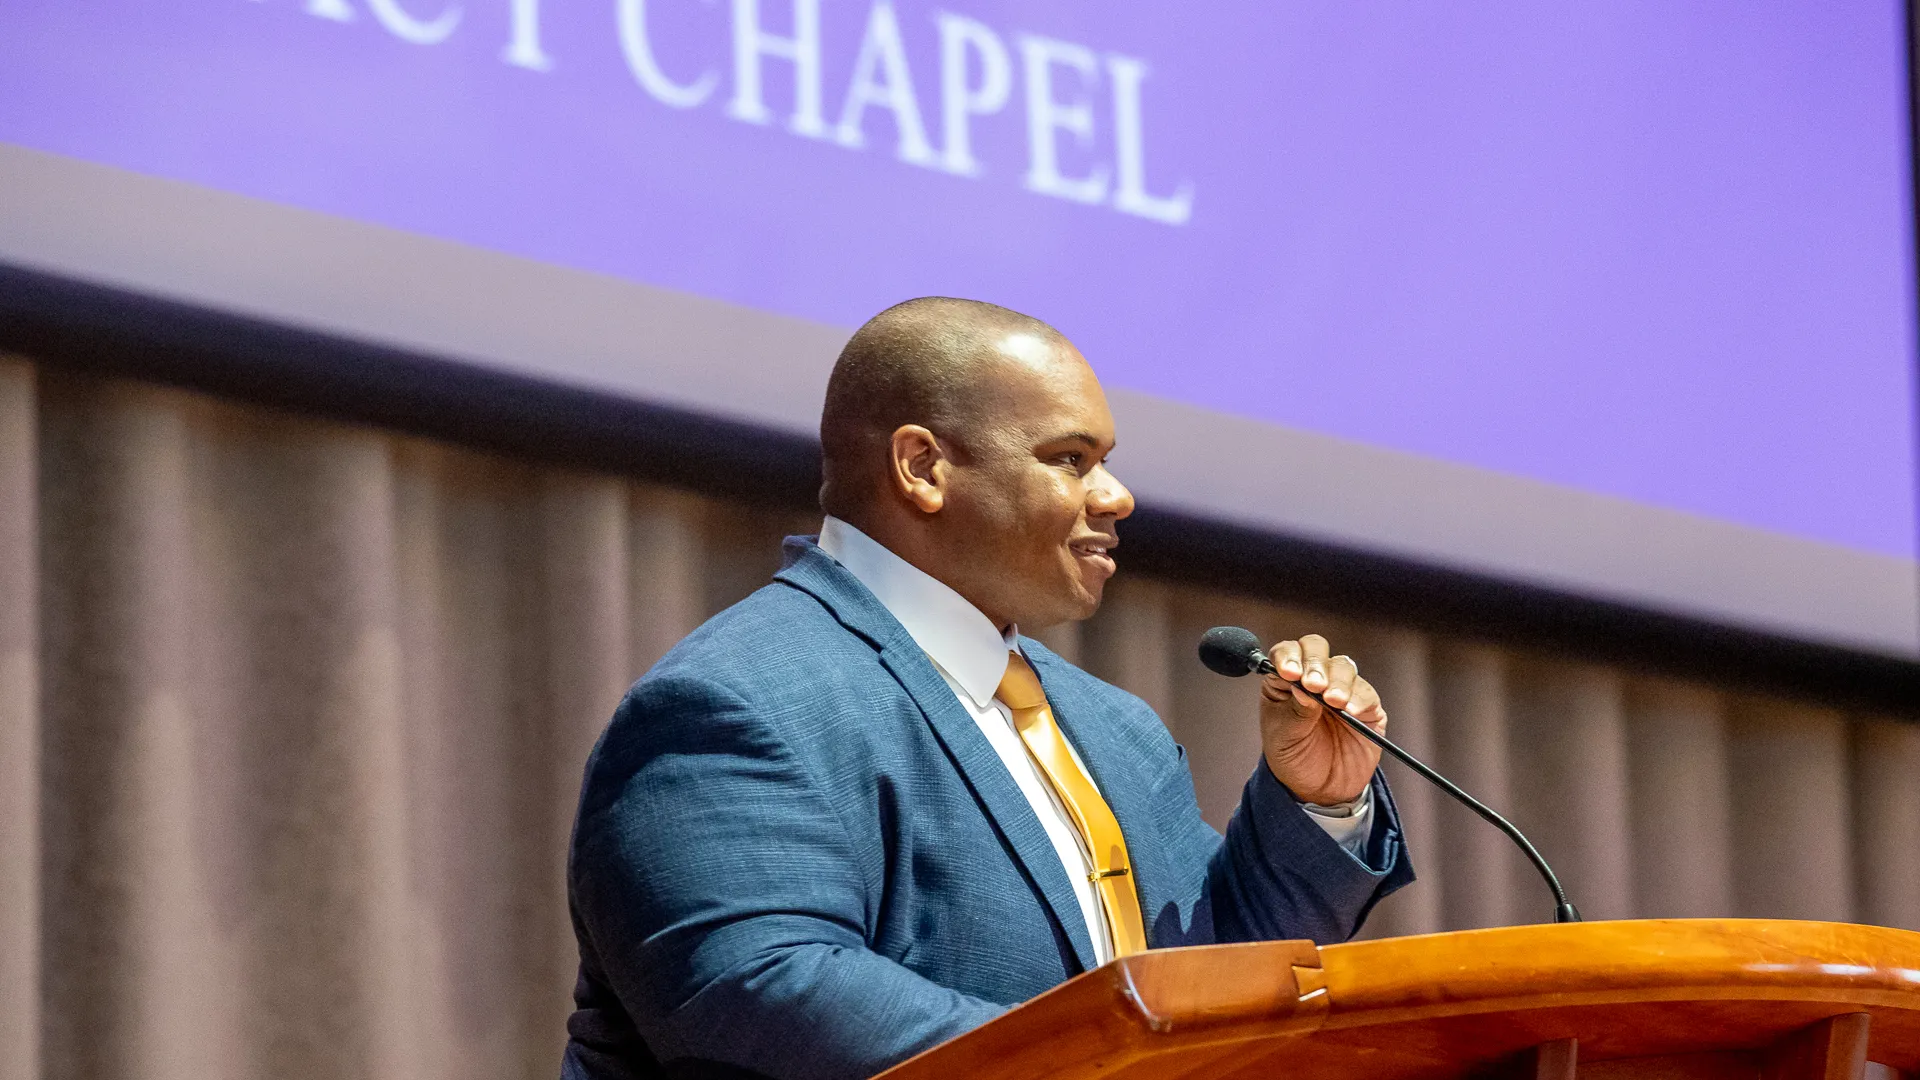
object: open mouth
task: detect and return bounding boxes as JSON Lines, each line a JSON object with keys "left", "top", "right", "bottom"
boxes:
{"left": 1068, "top": 537, "right": 1118, "bottom": 574}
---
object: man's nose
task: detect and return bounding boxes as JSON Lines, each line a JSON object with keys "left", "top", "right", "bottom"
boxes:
{"left": 1088, "top": 465, "right": 1135, "bottom": 520}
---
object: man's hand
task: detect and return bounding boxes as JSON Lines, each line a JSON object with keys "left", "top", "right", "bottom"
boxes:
{"left": 1259, "top": 634, "right": 1387, "bottom": 805}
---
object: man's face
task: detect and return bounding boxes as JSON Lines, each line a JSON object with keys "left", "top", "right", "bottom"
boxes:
{"left": 939, "top": 334, "right": 1134, "bottom": 630}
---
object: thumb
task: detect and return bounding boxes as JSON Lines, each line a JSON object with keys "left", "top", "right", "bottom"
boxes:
{"left": 1262, "top": 677, "right": 1324, "bottom": 721}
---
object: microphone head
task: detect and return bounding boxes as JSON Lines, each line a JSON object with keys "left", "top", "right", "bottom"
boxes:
{"left": 1198, "top": 626, "right": 1265, "bottom": 677}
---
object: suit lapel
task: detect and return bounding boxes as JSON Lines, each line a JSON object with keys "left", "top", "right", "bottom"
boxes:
{"left": 775, "top": 539, "right": 1100, "bottom": 972}
{"left": 876, "top": 645, "right": 1099, "bottom": 971}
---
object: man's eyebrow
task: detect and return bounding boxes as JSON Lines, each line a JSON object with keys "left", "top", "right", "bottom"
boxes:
{"left": 1044, "top": 431, "right": 1101, "bottom": 447}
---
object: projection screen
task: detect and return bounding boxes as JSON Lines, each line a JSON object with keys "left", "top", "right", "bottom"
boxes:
{"left": 2, "top": 0, "right": 1916, "bottom": 656}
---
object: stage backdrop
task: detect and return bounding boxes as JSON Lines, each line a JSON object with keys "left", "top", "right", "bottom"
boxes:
{"left": 1, "top": 356, "right": 1917, "bottom": 1080}
{"left": 2, "top": 0, "right": 1917, "bottom": 656}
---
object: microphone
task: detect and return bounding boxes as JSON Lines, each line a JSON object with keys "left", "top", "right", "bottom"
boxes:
{"left": 1198, "top": 626, "right": 1581, "bottom": 924}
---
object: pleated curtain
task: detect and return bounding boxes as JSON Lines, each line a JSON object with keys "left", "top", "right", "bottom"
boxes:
{"left": 2, "top": 355, "right": 1916, "bottom": 1080}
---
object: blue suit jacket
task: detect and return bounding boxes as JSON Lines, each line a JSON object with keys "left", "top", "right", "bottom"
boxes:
{"left": 563, "top": 538, "right": 1413, "bottom": 1080}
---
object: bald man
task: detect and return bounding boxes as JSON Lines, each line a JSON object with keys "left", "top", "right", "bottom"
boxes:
{"left": 562, "top": 299, "right": 1413, "bottom": 1080}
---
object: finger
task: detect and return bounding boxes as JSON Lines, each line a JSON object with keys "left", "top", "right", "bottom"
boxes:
{"left": 1321, "top": 654, "right": 1359, "bottom": 708}
{"left": 1298, "top": 634, "right": 1331, "bottom": 692}
{"left": 1270, "top": 639, "right": 1304, "bottom": 682}
{"left": 1345, "top": 678, "right": 1388, "bottom": 733}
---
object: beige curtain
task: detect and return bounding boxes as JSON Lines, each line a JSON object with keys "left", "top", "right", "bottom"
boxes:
{"left": 2, "top": 356, "right": 1916, "bottom": 1080}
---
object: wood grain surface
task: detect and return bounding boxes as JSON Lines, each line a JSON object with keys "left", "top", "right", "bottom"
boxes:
{"left": 876, "top": 920, "right": 1920, "bottom": 1080}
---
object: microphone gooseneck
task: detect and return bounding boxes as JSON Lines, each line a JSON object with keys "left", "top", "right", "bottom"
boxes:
{"left": 1198, "top": 625, "right": 1581, "bottom": 925}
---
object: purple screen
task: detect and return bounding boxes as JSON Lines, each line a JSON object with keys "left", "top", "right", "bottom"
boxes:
{"left": 3, "top": 0, "right": 1916, "bottom": 560}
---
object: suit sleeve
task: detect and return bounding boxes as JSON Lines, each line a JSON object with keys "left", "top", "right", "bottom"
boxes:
{"left": 1149, "top": 740, "right": 1416, "bottom": 946}
{"left": 569, "top": 676, "right": 1004, "bottom": 1080}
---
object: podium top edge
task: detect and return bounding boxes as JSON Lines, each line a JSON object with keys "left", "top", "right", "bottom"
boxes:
{"left": 876, "top": 920, "right": 1920, "bottom": 1080}
{"left": 1112, "top": 919, "right": 1920, "bottom": 1030}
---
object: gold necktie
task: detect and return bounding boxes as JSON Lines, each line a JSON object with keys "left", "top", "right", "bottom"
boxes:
{"left": 996, "top": 651, "right": 1149, "bottom": 958}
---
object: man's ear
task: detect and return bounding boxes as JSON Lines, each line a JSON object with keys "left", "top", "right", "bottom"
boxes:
{"left": 889, "top": 425, "right": 948, "bottom": 514}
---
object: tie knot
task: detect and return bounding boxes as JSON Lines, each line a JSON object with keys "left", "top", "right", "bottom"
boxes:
{"left": 996, "top": 651, "right": 1049, "bottom": 711}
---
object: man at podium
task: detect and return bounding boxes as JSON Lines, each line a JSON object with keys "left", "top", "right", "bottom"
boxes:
{"left": 561, "top": 298, "right": 1415, "bottom": 1080}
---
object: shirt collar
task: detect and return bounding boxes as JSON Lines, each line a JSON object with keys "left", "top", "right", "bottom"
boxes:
{"left": 818, "top": 516, "right": 1016, "bottom": 709}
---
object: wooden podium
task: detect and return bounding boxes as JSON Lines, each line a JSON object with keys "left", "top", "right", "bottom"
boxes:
{"left": 877, "top": 920, "right": 1920, "bottom": 1080}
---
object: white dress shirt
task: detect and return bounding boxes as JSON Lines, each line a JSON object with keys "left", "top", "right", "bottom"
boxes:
{"left": 817, "top": 516, "right": 1372, "bottom": 964}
